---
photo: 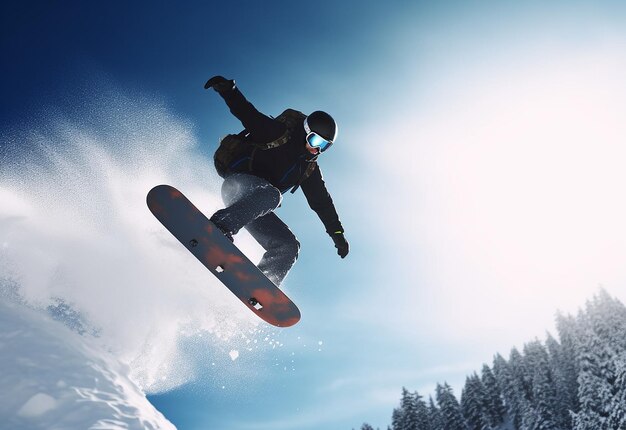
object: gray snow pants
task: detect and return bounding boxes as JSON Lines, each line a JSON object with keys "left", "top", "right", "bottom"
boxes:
{"left": 211, "top": 173, "right": 300, "bottom": 286}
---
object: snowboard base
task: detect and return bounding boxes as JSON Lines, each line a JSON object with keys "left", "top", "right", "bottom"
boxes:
{"left": 147, "top": 184, "right": 301, "bottom": 327}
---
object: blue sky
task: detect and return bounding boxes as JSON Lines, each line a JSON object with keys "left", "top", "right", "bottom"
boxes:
{"left": 3, "top": 1, "right": 626, "bottom": 429}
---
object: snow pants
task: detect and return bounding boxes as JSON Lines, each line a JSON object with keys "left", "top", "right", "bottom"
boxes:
{"left": 211, "top": 173, "right": 300, "bottom": 286}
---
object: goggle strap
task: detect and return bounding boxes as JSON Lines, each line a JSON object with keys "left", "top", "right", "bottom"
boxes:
{"left": 304, "top": 117, "right": 333, "bottom": 152}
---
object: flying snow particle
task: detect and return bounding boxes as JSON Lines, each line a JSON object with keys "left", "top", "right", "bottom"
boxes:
{"left": 229, "top": 350, "right": 239, "bottom": 361}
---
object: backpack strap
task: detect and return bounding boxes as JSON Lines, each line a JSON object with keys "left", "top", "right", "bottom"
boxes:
{"left": 249, "top": 108, "right": 307, "bottom": 167}
{"left": 289, "top": 160, "right": 318, "bottom": 194}
{"left": 258, "top": 109, "right": 306, "bottom": 149}
{"left": 263, "top": 129, "right": 291, "bottom": 149}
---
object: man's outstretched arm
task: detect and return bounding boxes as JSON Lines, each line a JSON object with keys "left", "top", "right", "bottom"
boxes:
{"left": 205, "top": 76, "right": 284, "bottom": 143}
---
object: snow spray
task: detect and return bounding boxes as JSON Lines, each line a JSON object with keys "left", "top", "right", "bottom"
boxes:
{"left": 0, "top": 83, "right": 265, "bottom": 393}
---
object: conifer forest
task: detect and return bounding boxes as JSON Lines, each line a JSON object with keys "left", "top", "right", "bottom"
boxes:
{"left": 357, "top": 290, "right": 626, "bottom": 430}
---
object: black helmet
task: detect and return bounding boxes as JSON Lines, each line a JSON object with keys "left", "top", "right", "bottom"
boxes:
{"left": 304, "top": 111, "right": 337, "bottom": 153}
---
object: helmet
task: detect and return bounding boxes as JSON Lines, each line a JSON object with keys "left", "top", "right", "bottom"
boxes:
{"left": 303, "top": 111, "right": 337, "bottom": 153}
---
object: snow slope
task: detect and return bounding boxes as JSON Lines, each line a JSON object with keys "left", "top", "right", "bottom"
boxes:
{"left": 0, "top": 299, "right": 176, "bottom": 430}
{"left": 0, "top": 85, "right": 286, "bottom": 428}
{"left": 0, "top": 84, "right": 268, "bottom": 392}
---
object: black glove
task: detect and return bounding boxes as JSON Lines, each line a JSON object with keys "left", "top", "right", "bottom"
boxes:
{"left": 204, "top": 75, "right": 236, "bottom": 93}
{"left": 331, "top": 232, "right": 349, "bottom": 258}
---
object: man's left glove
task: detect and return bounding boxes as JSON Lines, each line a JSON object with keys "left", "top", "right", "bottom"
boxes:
{"left": 204, "top": 75, "right": 236, "bottom": 93}
{"left": 331, "top": 232, "right": 349, "bottom": 259}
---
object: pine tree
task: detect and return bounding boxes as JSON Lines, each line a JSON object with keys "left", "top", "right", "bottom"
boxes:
{"left": 493, "top": 352, "right": 523, "bottom": 427}
{"left": 481, "top": 364, "right": 506, "bottom": 426}
{"left": 593, "top": 289, "right": 626, "bottom": 354}
{"left": 361, "top": 424, "right": 375, "bottom": 430}
{"left": 399, "top": 387, "right": 419, "bottom": 430}
{"left": 545, "top": 333, "right": 568, "bottom": 429}
{"left": 502, "top": 349, "right": 529, "bottom": 429}
{"left": 460, "top": 373, "right": 490, "bottom": 430}
{"left": 391, "top": 407, "right": 403, "bottom": 430}
{"left": 414, "top": 391, "right": 431, "bottom": 430}
{"left": 596, "top": 291, "right": 626, "bottom": 425}
{"left": 436, "top": 383, "right": 467, "bottom": 430}
{"left": 546, "top": 324, "right": 579, "bottom": 429}
{"left": 572, "top": 291, "right": 626, "bottom": 430}
{"left": 428, "top": 396, "right": 444, "bottom": 430}
{"left": 392, "top": 387, "right": 430, "bottom": 430}
{"left": 571, "top": 337, "right": 609, "bottom": 429}
{"left": 509, "top": 347, "right": 531, "bottom": 403}
{"left": 607, "top": 355, "right": 626, "bottom": 429}
{"left": 521, "top": 340, "right": 560, "bottom": 430}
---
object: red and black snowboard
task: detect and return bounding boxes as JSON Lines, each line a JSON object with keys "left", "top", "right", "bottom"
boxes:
{"left": 147, "top": 184, "right": 301, "bottom": 327}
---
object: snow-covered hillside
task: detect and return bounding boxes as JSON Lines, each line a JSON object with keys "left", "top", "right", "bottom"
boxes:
{"left": 0, "top": 299, "right": 176, "bottom": 430}
{"left": 0, "top": 91, "right": 274, "bottom": 428}
{"left": 0, "top": 86, "right": 290, "bottom": 430}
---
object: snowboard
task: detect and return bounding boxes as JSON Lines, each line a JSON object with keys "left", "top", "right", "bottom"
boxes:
{"left": 146, "top": 184, "right": 301, "bottom": 327}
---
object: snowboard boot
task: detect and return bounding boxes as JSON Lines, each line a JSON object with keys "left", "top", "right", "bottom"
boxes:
{"left": 209, "top": 214, "right": 234, "bottom": 242}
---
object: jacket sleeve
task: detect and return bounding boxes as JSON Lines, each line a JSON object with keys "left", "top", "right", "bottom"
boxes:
{"left": 300, "top": 164, "right": 344, "bottom": 235}
{"left": 220, "top": 87, "right": 286, "bottom": 143}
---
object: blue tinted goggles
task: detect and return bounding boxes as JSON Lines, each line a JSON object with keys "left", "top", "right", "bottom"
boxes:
{"left": 304, "top": 119, "right": 334, "bottom": 153}
{"left": 306, "top": 132, "right": 333, "bottom": 152}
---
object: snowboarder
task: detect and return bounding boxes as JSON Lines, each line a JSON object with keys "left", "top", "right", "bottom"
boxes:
{"left": 204, "top": 75, "right": 349, "bottom": 287}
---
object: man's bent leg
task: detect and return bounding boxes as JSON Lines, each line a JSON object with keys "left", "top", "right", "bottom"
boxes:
{"left": 211, "top": 174, "right": 282, "bottom": 236}
{"left": 245, "top": 213, "right": 300, "bottom": 287}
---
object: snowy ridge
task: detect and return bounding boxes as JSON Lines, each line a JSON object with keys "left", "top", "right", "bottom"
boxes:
{"left": 0, "top": 298, "right": 176, "bottom": 429}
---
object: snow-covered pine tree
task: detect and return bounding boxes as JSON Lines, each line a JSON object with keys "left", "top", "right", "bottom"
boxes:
{"left": 521, "top": 341, "right": 549, "bottom": 406}
{"left": 521, "top": 340, "right": 560, "bottom": 430}
{"left": 460, "top": 373, "right": 491, "bottom": 430}
{"left": 606, "top": 355, "right": 626, "bottom": 429}
{"left": 481, "top": 364, "right": 506, "bottom": 427}
{"left": 404, "top": 387, "right": 419, "bottom": 430}
{"left": 509, "top": 347, "right": 531, "bottom": 402}
{"left": 414, "top": 391, "right": 431, "bottom": 430}
{"left": 507, "top": 348, "right": 531, "bottom": 429}
{"left": 392, "top": 387, "right": 429, "bottom": 430}
{"left": 436, "top": 383, "right": 468, "bottom": 430}
{"left": 546, "top": 329, "right": 577, "bottom": 428}
{"left": 593, "top": 289, "right": 626, "bottom": 355}
{"left": 392, "top": 404, "right": 403, "bottom": 430}
{"left": 428, "top": 396, "right": 444, "bottom": 430}
{"left": 594, "top": 291, "right": 626, "bottom": 426}
{"left": 400, "top": 387, "right": 419, "bottom": 430}
{"left": 572, "top": 291, "right": 626, "bottom": 430}
{"left": 493, "top": 353, "right": 524, "bottom": 429}
{"left": 545, "top": 333, "right": 567, "bottom": 428}
{"left": 361, "top": 424, "right": 375, "bottom": 430}
{"left": 556, "top": 312, "right": 582, "bottom": 406}
{"left": 391, "top": 402, "right": 403, "bottom": 430}
{"left": 571, "top": 329, "right": 614, "bottom": 428}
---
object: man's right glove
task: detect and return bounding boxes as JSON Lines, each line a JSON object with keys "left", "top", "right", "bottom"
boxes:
{"left": 204, "top": 75, "right": 236, "bottom": 93}
{"left": 331, "top": 232, "right": 349, "bottom": 259}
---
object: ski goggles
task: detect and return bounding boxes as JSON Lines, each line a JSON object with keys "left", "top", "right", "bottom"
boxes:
{"left": 304, "top": 119, "right": 333, "bottom": 153}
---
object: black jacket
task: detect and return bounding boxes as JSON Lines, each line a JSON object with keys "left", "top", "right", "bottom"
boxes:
{"left": 219, "top": 87, "right": 344, "bottom": 236}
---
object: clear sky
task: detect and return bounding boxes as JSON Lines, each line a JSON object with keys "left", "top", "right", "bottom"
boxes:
{"left": 3, "top": 1, "right": 626, "bottom": 429}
